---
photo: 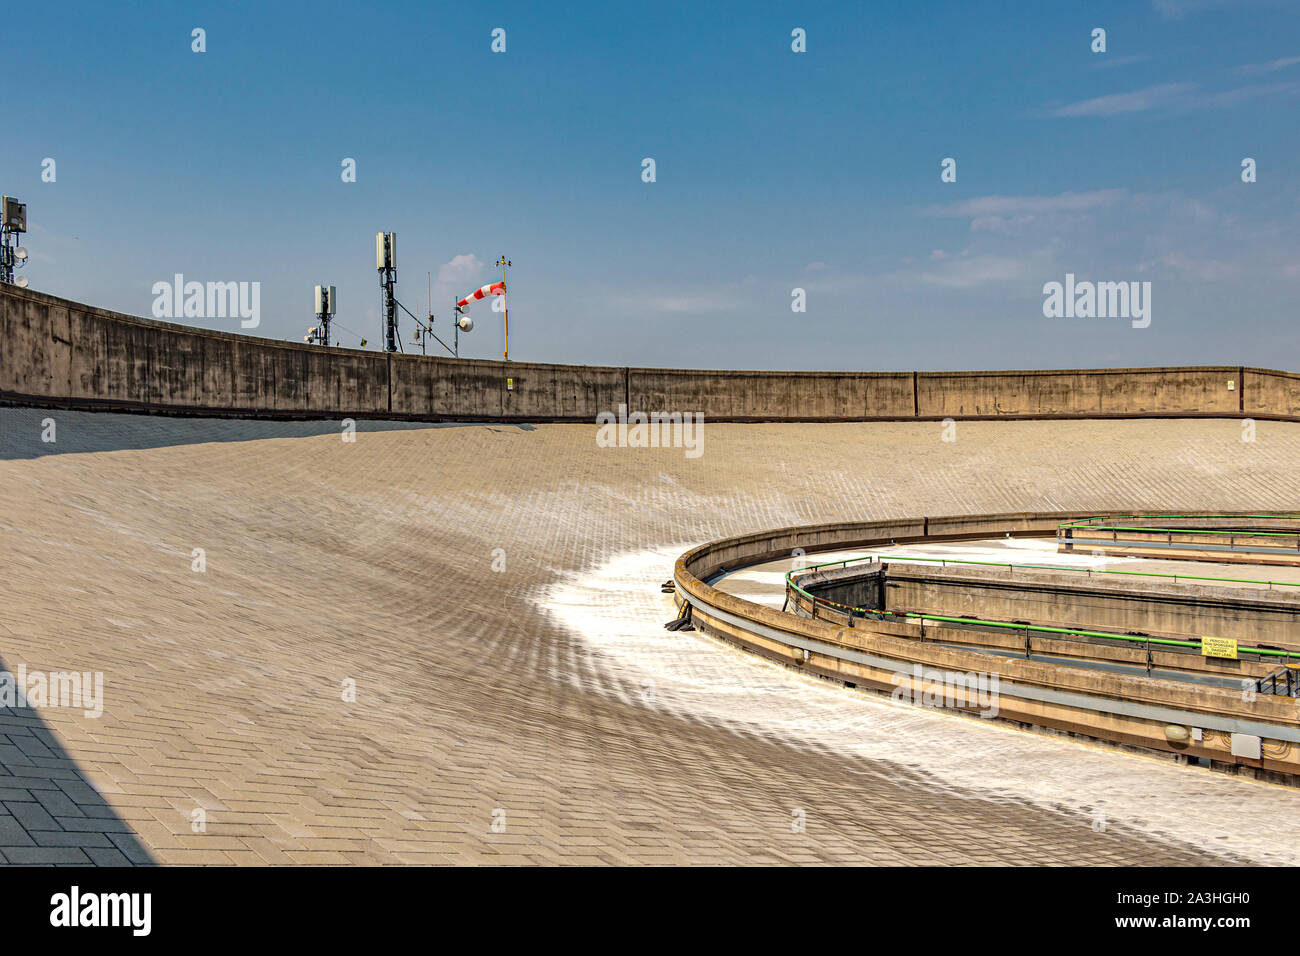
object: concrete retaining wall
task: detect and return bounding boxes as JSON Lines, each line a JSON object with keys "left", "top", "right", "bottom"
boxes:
{"left": 389, "top": 353, "right": 625, "bottom": 421}
{"left": 1243, "top": 367, "right": 1300, "bottom": 419}
{"left": 628, "top": 367, "right": 914, "bottom": 420}
{"left": 3, "top": 285, "right": 1298, "bottom": 423}
{"left": 915, "top": 367, "right": 1242, "bottom": 419}
{"left": 1, "top": 285, "right": 389, "bottom": 416}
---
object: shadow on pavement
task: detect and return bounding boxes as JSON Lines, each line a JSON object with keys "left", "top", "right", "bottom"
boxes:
{"left": 0, "top": 652, "right": 154, "bottom": 866}
{"left": 0, "top": 407, "right": 535, "bottom": 461}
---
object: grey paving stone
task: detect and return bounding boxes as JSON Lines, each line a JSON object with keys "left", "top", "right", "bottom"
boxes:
{"left": 1, "top": 847, "right": 91, "bottom": 864}
{"left": 4, "top": 800, "right": 59, "bottom": 832}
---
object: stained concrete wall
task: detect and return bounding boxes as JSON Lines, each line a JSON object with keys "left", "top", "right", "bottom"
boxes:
{"left": 389, "top": 353, "right": 626, "bottom": 421}
{"left": 3, "top": 284, "right": 1296, "bottom": 423}
{"left": 915, "top": 367, "right": 1242, "bottom": 419}
{"left": 628, "top": 367, "right": 915, "bottom": 420}
{"left": 1243, "top": 367, "right": 1300, "bottom": 419}
{"left": 1, "top": 284, "right": 389, "bottom": 416}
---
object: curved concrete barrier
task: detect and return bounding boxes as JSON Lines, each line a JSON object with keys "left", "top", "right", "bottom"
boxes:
{"left": 673, "top": 511, "right": 1300, "bottom": 783}
{"left": 6, "top": 285, "right": 1300, "bottom": 423}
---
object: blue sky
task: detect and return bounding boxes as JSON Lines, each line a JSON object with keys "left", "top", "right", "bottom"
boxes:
{"left": 5, "top": 0, "right": 1299, "bottom": 369}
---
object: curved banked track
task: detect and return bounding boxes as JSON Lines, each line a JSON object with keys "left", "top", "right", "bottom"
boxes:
{"left": 6, "top": 410, "right": 1300, "bottom": 864}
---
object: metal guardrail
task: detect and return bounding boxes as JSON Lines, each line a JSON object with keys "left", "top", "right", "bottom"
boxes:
{"left": 678, "top": 569, "right": 1300, "bottom": 747}
{"left": 1057, "top": 514, "right": 1300, "bottom": 563}
{"left": 791, "top": 551, "right": 1300, "bottom": 590}
{"left": 1257, "top": 666, "right": 1300, "bottom": 697}
{"left": 784, "top": 552, "right": 1300, "bottom": 661}
{"left": 1058, "top": 513, "right": 1300, "bottom": 531}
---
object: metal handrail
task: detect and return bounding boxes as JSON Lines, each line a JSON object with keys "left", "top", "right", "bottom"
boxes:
{"left": 1058, "top": 514, "right": 1300, "bottom": 540}
{"left": 787, "top": 551, "right": 1300, "bottom": 591}
{"left": 1257, "top": 666, "right": 1300, "bottom": 697}
{"left": 786, "top": 562, "right": 1297, "bottom": 660}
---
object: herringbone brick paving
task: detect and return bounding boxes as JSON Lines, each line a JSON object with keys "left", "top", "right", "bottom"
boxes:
{"left": 0, "top": 409, "right": 1296, "bottom": 864}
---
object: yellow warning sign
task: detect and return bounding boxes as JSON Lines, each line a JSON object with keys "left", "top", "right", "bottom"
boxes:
{"left": 1201, "top": 636, "right": 1238, "bottom": 660}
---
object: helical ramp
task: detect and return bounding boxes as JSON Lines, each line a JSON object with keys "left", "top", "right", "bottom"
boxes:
{"left": 673, "top": 510, "right": 1300, "bottom": 782}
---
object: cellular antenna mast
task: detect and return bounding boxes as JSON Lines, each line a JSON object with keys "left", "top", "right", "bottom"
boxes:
{"left": 1, "top": 197, "right": 29, "bottom": 288}
{"left": 376, "top": 232, "right": 398, "bottom": 352}
{"left": 307, "top": 285, "right": 335, "bottom": 346}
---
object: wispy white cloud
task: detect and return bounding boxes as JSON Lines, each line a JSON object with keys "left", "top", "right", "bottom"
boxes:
{"left": 915, "top": 254, "right": 1041, "bottom": 289}
{"left": 1153, "top": 0, "right": 1249, "bottom": 19}
{"left": 1044, "top": 78, "right": 1300, "bottom": 117}
{"left": 1196, "top": 80, "right": 1300, "bottom": 108}
{"left": 927, "top": 190, "right": 1127, "bottom": 218}
{"left": 1047, "top": 83, "right": 1194, "bottom": 117}
{"left": 1235, "top": 55, "right": 1300, "bottom": 75}
{"left": 646, "top": 294, "right": 739, "bottom": 313}
{"left": 598, "top": 286, "right": 746, "bottom": 315}
{"left": 1137, "top": 252, "right": 1239, "bottom": 280}
{"left": 432, "top": 253, "right": 485, "bottom": 305}
{"left": 436, "top": 253, "right": 483, "bottom": 287}
{"left": 971, "top": 215, "right": 1041, "bottom": 234}
{"left": 1090, "top": 54, "right": 1152, "bottom": 70}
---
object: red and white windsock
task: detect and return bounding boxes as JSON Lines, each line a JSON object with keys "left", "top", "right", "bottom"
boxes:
{"left": 456, "top": 280, "right": 506, "bottom": 310}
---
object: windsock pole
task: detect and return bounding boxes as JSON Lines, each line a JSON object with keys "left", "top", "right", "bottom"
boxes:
{"left": 496, "top": 255, "right": 511, "bottom": 360}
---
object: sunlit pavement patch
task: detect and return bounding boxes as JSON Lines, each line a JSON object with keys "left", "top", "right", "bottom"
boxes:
{"left": 541, "top": 544, "right": 1300, "bottom": 865}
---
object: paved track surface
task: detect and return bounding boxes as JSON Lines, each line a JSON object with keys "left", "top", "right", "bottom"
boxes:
{"left": 1, "top": 408, "right": 1298, "bottom": 865}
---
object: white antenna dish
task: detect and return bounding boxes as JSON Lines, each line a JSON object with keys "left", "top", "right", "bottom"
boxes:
{"left": 457, "top": 315, "right": 473, "bottom": 332}
{"left": 13, "top": 246, "right": 27, "bottom": 261}
{"left": 15, "top": 276, "right": 28, "bottom": 288}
